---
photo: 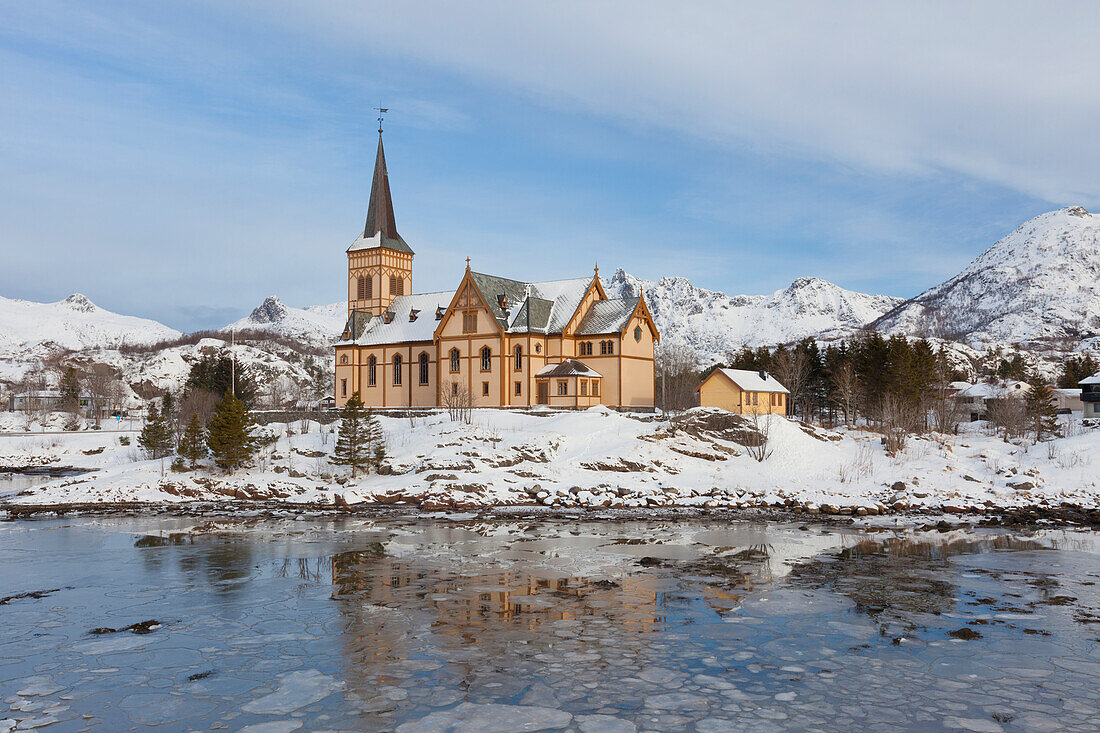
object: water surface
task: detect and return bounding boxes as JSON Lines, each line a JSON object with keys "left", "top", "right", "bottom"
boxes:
{"left": 1, "top": 515, "right": 1098, "bottom": 731}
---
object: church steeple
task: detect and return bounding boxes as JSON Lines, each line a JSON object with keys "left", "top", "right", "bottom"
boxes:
{"left": 361, "top": 132, "right": 413, "bottom": 254}
{"left": 346, "top": 127, "right": 414, "bottom": 317}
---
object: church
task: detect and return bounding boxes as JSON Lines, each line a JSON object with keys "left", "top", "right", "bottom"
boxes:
{"left": 333, "top": 131, "right": 658, "bottom": 410}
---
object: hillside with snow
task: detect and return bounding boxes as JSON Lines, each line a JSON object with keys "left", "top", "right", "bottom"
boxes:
{"left": 605, "top": 269, "right": 902, "bottom": 363}
{"left": 0, "top": 293, "right": 179, "bottom": 352}
{"left": 223, "top": 296, "right": 345, "bottom": 350}
{"left": 873, "top": 206, "right": 1100, "bottom": 346}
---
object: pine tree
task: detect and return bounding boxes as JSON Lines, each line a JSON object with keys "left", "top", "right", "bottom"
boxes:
{"left": 205, "top": 390, "right": 258, "bottom": 473}
{"left": 160, "top": 391, "right": 176, "bottom": 451}
{"left": 331, "top": 392, "right": 372, "bottom": 478}
{"left": 59, "top": 367, "right": 82, "bottom": 413}
{"left": 365, "top": 408, "right": 386, "bottom": 471}
{"left": 177, "top": 413, "right": 208, "bottom": 469}
{"left": 138, "top": 399, "right": 173, "bottom": 458}
{"left": 1025, "top": 379, "right": 1062, "bottom": 443}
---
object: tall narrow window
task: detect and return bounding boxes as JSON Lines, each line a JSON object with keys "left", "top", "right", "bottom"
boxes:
{"left": 606, "top": 341, "right": 614, "bottom": 355}
{"left": 515, "top": 381, "right": 522, "bottom": 396}
{"left": 558, "top": 381, "right": 568, "bottom": 396}
{"left": 419, "top": 352, "right": 429, "bottom": 385}
{"left": 481, "top": 346, "right": 492, "bottom": 371}
{"left": 450, "top": 348, "right": 460, "bottom": 373}
{"left": 463, "top": 311, "right": 477, "bottom": 333}
{"left": 482, "top": 382, "right": 489, "bottom": 396}
{"left": 366, "top": 275, "right": 372, "bottom": 299}
{"left": 514, "top": 345, "right": 523, "bottom": 371}
{"left": 396, "top": 277, "right": 404, "bottom": 296}
{"left": 340, "top": 379, "right": 347, "bottom": 397}
{"left": 393, "top": 354, "right": 402, "bottom": 386}
{"left": 368, "top": 355, "right": 377, "bottom": 386}
{"left": 357, "top": 276, "right": 367, "bottom": 300}
{"left": 592, "top": 381, "right": 599, "bottom": 397}
{"left": 390, "top": 275, "right": 397, "bottom": 295}
{"left": 580, "top": 380, "right": 588, "bottom": 396}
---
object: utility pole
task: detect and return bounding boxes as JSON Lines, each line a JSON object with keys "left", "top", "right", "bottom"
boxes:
{"left": 231, "top": 326, "right": 236, "bottom": 398}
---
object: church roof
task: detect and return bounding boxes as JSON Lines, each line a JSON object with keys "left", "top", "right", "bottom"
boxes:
{"left": 464, "top": 273, "right": 594, "bottom": 335}
{"left": 348, "top": 133, "right": 414, "bottom": 255}
{"left": 334, "top": 290, "right": 456, "bottom": 346}
{"left": 575, "top": 297, "right": 640, "bottom": 335}
{"left": 536, "top": 359, "right": 602, "bottom": 378}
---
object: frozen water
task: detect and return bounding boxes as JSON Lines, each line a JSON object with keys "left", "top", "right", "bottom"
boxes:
{"left": 241, "top": 670, "right": 342, "bottom": 715}
{"left": 0, "top": 516, "right": 1098, "bottom": 731}
{"left": 395, "top": 703, "right": 573, "bottom": 732}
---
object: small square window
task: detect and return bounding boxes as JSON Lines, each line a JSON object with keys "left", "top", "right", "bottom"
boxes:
{"left": 558, "top": 380, "right": 568, "bottom": 396}
{"left": 482, "top": 382, "right": 489, "bottom": 396}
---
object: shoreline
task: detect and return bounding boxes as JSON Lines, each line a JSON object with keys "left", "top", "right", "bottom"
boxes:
{"left": 4, "top": 499, "right": 1099, "bottom": 529}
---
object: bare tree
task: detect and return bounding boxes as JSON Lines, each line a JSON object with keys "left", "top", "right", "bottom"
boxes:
{"left": 830, "top": 362, "right": 860, "bottom": 427}
{"left": 268, "top": 374, "right": 297, "bottom": 410}
{"left": 773, "top": 347, "right": 808, "bottom": 419}
{"left": 986, "top": 396, "right": 1028, "bottom": 442}
{"left": 655, "top": 340, "right": 700, "bottom": 413}
{"left": 180, "top": 388, "right": 219, "bottom": 429}
{"left": 84, "top": 364, "right": 121, "bottom": 428}
{"left": 440, "top": 381, "right": 472, "bottom": 424}
{"left": 744, "top": 408, "right": 774, "bottom": 462}
{"left": 880, "top": 394, "right": 918, "bottom": 455}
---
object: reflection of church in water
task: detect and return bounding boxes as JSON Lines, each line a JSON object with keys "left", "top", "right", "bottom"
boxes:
{"left": 329, "top": 550, "right": 672, "bottom": 637}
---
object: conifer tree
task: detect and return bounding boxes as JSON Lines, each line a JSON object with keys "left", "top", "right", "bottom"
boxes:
{"left": 331, "top": 392, "right": 371, "bottom": 478}
{"left": 138, "top": 398, "right": 173, "bottom": 458}
{"left": 59, "top": 367, "right": 82, "bottom": 413}
{"left": 1025, "top": 379, "right": 1062, "bottom": 443}
{"left": 177, "top": 413, "right": 208, "bottom": 469}
{"left": 366, "top": 408, "right": 386, "bottom": 471}
{"left": 205, "top": 389, "right": 258, "bottom": 473}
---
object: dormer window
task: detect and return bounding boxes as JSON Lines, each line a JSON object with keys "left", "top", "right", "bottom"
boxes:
{"left": 497, "top": 294, "right": 508, "bottom": 310}
{"left": 409, "top": 309, "right": 420, "bottom": 322}
{"left": 435, "top": 306, "right": 445, "bottom": 321}
{"left": 383, "top": 311, "right": 394, "bottom": 324}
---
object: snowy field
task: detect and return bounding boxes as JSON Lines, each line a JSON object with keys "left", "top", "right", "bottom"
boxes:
{"left": 3, "top": 407, "right": 1099, "bottom": 515}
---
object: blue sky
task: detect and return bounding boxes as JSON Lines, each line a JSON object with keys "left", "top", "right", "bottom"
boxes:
{"left": 2, "top": 1, "right": 1097, "bottom": 331}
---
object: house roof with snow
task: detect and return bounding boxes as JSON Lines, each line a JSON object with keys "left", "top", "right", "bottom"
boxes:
{"left": 536, "top": 359, "right": 602, "bottom": 378}
{"left": 574, "top": 297, "right": 641, "bottom": 335}
{"left": 955, "top": 381, "right": 1029, "bottom": 399}
{"left": 1080, "top": 372, "right": 1100, "bottom": 385}
{"left": 704, "top": 368, "right": 789, "bottom": 394}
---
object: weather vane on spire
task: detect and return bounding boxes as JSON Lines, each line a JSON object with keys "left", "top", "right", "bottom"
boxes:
{"left": 374, "top": 104, "right": 388, "bottom": 134}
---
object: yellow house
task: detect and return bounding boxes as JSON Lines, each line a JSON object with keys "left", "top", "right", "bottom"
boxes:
{"left": 333, "top": 130, "right": 659, "bottom": 410}
{"left": 697, "top": 368, "right": 789, "bottom": 415}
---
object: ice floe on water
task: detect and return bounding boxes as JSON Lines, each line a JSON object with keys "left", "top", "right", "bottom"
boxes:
{"left": 241, "top": 669, "right": 343, "bottom": 715}
{"left": 1, "top": 516, "right": 1100, "bottom": 731}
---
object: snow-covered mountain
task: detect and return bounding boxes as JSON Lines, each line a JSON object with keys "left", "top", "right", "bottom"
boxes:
{"left": 872, "top": 207, "right": 1100, "bottom": 346}
{"left": 605, "top": 269, "right": 902, "bottom": 363}
{"left": 223, "top": 296, "right": 345, "bottom": 350}
{"left": 0, "top": 293, "right": 179, "bottom": 352}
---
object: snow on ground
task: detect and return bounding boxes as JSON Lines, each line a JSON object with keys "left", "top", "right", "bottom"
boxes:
{"left": 3, "top": 408, "right": 1099, "bottom": 515}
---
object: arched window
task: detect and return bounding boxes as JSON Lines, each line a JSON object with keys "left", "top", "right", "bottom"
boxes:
{"left": 367, "top": 355, "right": 376, "bottom": 386}
{"left": 396, "top": 277, "right": 404, "bottom": 296}
{"left": 356, "top": 276, "right": 367, "bottom": 301}
{"left": 340, "top": 354, "right": 348, "bottom": 364}
{"left": 390, "top": 275, "right": 397, "bottom": 295}
{"left": 481, "top": 346, "right": 492, "bottom": 372}
{"left": 580, "top": 341, "right": 592, "bottom": 356}
{"left": 393, "top": 354, "right": 402, "bottom": 386}
{"left": 514, "top": 345, "right": 522, "bottom": 371}
{"left": 450, "top": 348, "right": 460, "bottom": 373}
{"left": 419, "top": 352, "right": 429, "bottom": 385}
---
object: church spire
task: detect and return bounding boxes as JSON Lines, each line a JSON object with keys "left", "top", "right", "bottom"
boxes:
{"left": 364, "top": 131, "right": 399, "bottom": 241}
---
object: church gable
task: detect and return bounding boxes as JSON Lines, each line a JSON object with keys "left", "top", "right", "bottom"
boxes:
{"left": 562, "top": 275, "right": 608, "bottom": 336}
{"left": 435, "top": 272, "right": 502, "bottom": 339}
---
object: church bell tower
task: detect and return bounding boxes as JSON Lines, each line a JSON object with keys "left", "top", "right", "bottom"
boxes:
{"left": 346, "top": 127, "right": 414, "bottom": 318}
